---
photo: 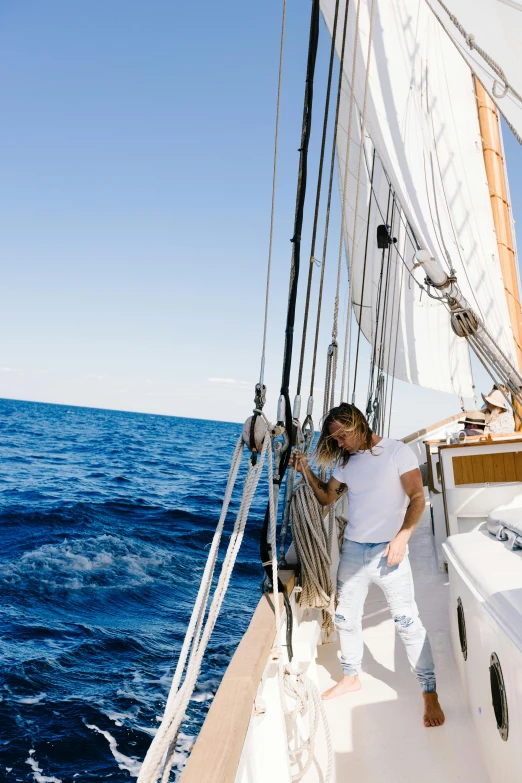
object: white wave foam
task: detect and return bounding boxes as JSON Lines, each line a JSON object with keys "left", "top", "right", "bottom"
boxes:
{"left": 135, "top": 724, "right": 158, "bottom": 737}
{"left": 17, "top": 692, "right": 46, "bottom": 705}
{"left": 0, "top": 534, "right": 172, "bottom": 590}
{"left": 105, "top": 707, "right": 140, "bottom": 727}
{"left": 25, "top": 750, "right": 61, "bottom": 783}
{"left": 190, "top": 691, "right": 214, "bottom": 703}
{"left": 85, "top": 723, "right": 141, "bottom": 777}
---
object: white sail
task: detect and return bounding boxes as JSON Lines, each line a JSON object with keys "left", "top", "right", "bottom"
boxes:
{"left": 425, "top": 0, "right": 522, "bottom": 142}
{"left": 321, "top": 0, "right": 517, "bottom": 397}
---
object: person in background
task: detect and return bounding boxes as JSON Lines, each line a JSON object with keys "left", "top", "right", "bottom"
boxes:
{"left": 482, "top": 387, "right": 515, "bottom": 435}
{"left": 459, "top": 410, "right": 486, "bottom": 437}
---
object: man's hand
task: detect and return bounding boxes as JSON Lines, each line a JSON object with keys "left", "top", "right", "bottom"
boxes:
{"left": 288, "top": 450, "right": 309, "bottom": 474}
{"left": 287, "top": 450, "right": 346, "bottom": 505}
{"left": 383, "top": 532, "right": 409, "bottom": 567}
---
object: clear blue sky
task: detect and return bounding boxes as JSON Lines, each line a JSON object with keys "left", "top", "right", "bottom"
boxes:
{"left": 1, "top": 1, "right": 521, "bottom": 437}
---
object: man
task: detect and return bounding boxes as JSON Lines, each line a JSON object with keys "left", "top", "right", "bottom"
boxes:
{"left": 290, "top": 403, "right": 445, "bottom": 728}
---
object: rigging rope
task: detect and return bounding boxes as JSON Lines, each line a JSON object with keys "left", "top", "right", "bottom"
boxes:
{"left": 296, "top": 0, "right": 341, "bottom": 397}
{"left": 352, "top": 148, "right": 376, "bottom": 403}
{"left": 382, "top": 224, "right": 401, "bottom": 435}
{"left": 309, "top": 0, "right": 351, "bottom": 399}
{"left": 138, "top": 428, "right": 332, "bottom": 783}
{"left": 367, "top": 186, "right": 392, "bottom": 423}
{"left": 259, "top": 0, "right": 287, "bottom": 387}
{"left": 386, "top": 228, "right": 406, "bottom": 436}
{"left": 280, "top": 0, "right": 320, "bottom": 403}
{"left": 332, "top": 0, "right": 362, "bottom": 365}
{"left": 342, "top": 0, "right": 377, "bottom": 402}
{"left": 425, "top": 0, "right": 522, "bottom": 146}
{"left": 138, "top": 433, "right": 271, "bottom": 783}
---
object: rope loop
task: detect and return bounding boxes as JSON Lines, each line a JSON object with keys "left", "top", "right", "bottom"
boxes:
{"left": 492, "top": 79, "right": 509, "bottom": 100}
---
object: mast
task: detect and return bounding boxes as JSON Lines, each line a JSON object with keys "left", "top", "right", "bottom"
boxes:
{"left": 474, "top": 78, "right": 522, "bottom": 393}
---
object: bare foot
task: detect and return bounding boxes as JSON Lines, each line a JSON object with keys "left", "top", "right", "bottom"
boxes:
{"left": 423, "top": 692, "right": 445, "bottom": 727}
{"left": 322, "top": 675, "right": 361, "bottom": 700}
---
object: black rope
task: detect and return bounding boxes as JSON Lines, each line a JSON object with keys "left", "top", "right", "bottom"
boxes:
{"left": 309, "top": 0, "right": 351, "bottom": 397}
{"left": 296, "top": 0, "right": 341, "bottom": 396}
{"left": 260, "top": 0, "right": 321, "bottom": 662}
{"left": 280, "top": 0, "right": 320, "bottom": 402}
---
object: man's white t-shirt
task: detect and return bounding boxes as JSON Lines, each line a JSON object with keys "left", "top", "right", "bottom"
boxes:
{"left": 332, "top": 438, "right": 419, "bottom": 543}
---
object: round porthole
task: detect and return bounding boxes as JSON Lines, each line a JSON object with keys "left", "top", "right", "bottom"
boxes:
{"left": 489, "top": 652, "right": 509, "bottom": 741}
{"left": 457, "top": 597, "right": 467, "bottom": 661}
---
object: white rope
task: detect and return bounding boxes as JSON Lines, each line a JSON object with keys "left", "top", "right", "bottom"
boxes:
{"left": 260, "top": 0, "right": 287, "bottom": 386}
{"left": 342, "top": 0, "right": 377, "bottom": 401}
{"left": 138, "top": 433, "right": 271, "bottom": 783}
{"left": 425, "top": 0, "right": 522, "bottom": 146}
{"left": 138, "top": 427, "right": 332, "bottom": 783}
{"left": 332, "top": 0, "right": 362, "bottom": 356}
{"left": 290, "top": 475, "right": 334, "bottom": 636}
{"left": 283, "top": 473, "right": 334, "bottom": 781}
{"left": 280, "top": 662, "right": 333, "bottom": 783}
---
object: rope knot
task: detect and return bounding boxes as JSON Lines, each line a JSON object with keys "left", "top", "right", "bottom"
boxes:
{"left": 465, "top": 33, "right": 475, "bottom": 49}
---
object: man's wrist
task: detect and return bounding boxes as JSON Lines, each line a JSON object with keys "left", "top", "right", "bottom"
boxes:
{"left": 396, "top": 528, "right": 412, "bottom": 541}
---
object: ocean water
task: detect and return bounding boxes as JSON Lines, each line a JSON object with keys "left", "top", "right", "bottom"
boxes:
{"left": 0, "top": 399, "right": 268, "bottom": 781}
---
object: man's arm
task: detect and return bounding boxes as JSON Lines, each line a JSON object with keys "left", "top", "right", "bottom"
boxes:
{"left": 384, "top": 467, "right": 425, "bottom": 566}
{"left": 289, "top": 451, "right": 347, "bottom": 506}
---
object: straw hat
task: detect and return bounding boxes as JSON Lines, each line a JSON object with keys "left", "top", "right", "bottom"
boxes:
{"left": 459, "top": 410, "right": 486, "bottom": 428}
{"left": 481, "top": 388, "right": 509, "bottom": 411}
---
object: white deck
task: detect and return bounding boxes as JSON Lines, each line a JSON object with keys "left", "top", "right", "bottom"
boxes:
{"left": 303, "top": 501, "right": 491, "bottom": 783}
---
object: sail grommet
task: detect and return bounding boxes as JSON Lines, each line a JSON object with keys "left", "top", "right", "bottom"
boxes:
{"left": 489, "top": 652, "right": 509, "bottom": 741}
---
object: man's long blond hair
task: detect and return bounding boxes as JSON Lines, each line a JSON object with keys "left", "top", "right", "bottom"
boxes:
{"left": 314, "top": 403, "right": 374, "bottom": 469}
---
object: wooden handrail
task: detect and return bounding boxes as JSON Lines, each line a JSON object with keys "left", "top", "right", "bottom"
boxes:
{"left": 402, "top": 412, "right": 464, "bottom": 444}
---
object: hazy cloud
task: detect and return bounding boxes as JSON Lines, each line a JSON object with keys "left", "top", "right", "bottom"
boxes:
{"left": 208, "top": 377, "right": 250, "bottom": 386}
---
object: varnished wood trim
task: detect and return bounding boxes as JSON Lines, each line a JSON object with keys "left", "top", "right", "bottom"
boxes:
{"left": 424, "top": 442, "right": 440, "bottom": 494}
{"left": 402, "top": 412, "right": 463, "bottom": 444}
{"left": 180, "top": 570, "right": 294, "bottom": 783}
{"left": 434, "top": 435, "right": 522, "bottom": 449}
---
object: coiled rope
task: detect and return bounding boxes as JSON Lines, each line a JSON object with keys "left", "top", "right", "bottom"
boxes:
{"left": 291, "top": 482, "right": 334, "bottom": 614}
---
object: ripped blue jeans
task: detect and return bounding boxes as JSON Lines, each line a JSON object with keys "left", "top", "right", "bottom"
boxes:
{"left": 336, "top": 540, "right": 436, "bottom": 693}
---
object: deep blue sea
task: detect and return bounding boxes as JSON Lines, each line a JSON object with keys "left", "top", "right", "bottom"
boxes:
{"left": 0, "top": 399, "right": 267, "bottom": 782}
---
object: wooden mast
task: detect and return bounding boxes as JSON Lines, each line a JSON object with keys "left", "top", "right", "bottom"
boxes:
{"left": 474, "top": 77, "right": 522, "bottom": 428}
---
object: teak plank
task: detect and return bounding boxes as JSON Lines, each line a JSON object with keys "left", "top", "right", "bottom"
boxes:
{"left": 482, "top": 453, "right": 495, "bottom": 483}
{"left": 493, "top": 453, "right": 506, "bottom": 482}
{"left": 515, "top": 451, "right": 522, "bottom": 482}
{"left": 470, "top": 455, "right": 485, "bottom": 484}
{"left": 504, "top": 452, "right": 517, "bottom": 482}
{"left": 452, "top": 457, "right": 464, "bottom": 486}
{"left": 461, "top": 456, "right": 474, "bottom": 485}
